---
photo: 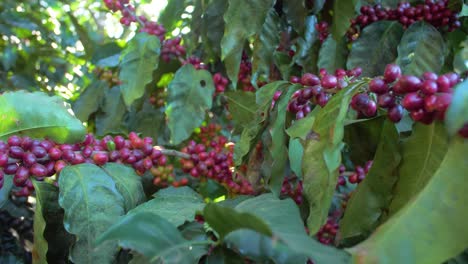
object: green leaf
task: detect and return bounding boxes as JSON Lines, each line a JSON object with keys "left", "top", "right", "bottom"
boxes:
{"left": 339, "top": 120, "right": 400, "bottom": 241}
{"left": 289, "top": 138, "right": 303, "bottom": 178}
{"left": 448, "top": 0, "right": 464, "bottom": 12}
{"left": 96, "top": 212, "right": 209, "bottom": 263}
{"left": 204, "top": 203, "right": 273, "bottom": 239}
{"left": 202, "top": 0, "right": 228, "bottom": 58}
{"left": 72, "top": 80, "right": 108, "bottom": 122}
{"left": 302, "top": 81, "right": 365, "bottom": 233}
{"left": 128, "top": 102, "right": 166, "bottom": 141}
{"left": 387, "top": 122, "right": 449, "bottom": 217}
{"left": 347, "top": 21, "right": 404, "bottom": 77}
{"left": 2, "top": 46, "right": 17, "bottom": 70}
{"left": 158, "top": 0, "right": 186, "bottom": 32}
{"left": 33, "top": 181, "right": 74, "bottom": 264}
{"left": 396, "top": 22, "right": 446, "bottom": 75}
{"left": 95, "top": 87, "right": 127, "bottom": 136}
{"left": 453, "top": 38, "right": 468, "bottom": 74}
{"left": 268, "top": 86, "right": 299, "bottom": 196}
{"left": 58, "top": 164, "right": 125, "bottom": 264}
{"left": 282, "top": 0, "right": 307, "bottom": 33}
{"left": 310, "top": 0, "right": 326, "bottom": 14}
{"left": 165, "top": 64, "right": 214, "bottom": 145}
{"left": 445, "top": 80, "right": 468, "bottom": 137}
{"left": 252, "top": 10, "right": 281, "bottom": 80}
{"left": 0, "top": 91, "right": 86, "bottom": 143}
{"left": 221, "top": 0, "right": 275, "bottom": 84}
{"left": 343, "top": 117, "right": 386, "bottom": 165}
{"left": 91, "top": 42, "right": 122, "bottom": 67}
{"left": 0, "top": 175, "right": 13, "bottom": 209}
{"left": 286, "top": 113, "right": 317, "bottom": 140}
{"left": 224, "top": 229, "right": 308, "bottom": 263}
{"left": 225, "top": 91, "right": 257, "bottom": 129}
{"left": 102, "top": 163, "right": 145, "bottom": 212}
{"left": 234, "top": 194, "right": 351, "bottom": 263}
{"left": 294, "top": 16, "right": 319, "bottom": 73}
{"left": 331, "top": 0, "right": 356, "bottom": 41}
{"left": 199, "top": 179, "right": 228, "bottom": 200}
{"left": 127, "top": 186, "right": 204, "bottom": 228}
{"left": 318, "top": 36, "right": 348, "bottom": 74}
{"left": 206, "top": 248, "right": 245, "bottom": 264}
{"left": 119, "top": 33, "right": 160, "bottom": 107}
{"left": 349, "top": 138, "right": 468, "bottom": 264}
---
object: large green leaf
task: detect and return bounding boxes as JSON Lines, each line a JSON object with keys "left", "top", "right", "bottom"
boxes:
{"left": 221, "top": 0, "right": 275, "bottom": 84}
{"left": 268, "top": 86, "right": 299, "bottom": 196}
{"left": 102, "top": 163, "right": 145, "bottom": 212}
{"left": 119, "top": 33, "right": 160, "bottom": 107}
{"left": 453, "top": 37, "right": 468, "bottom": 74}
{"left": 158, "top": 0, "right": 186, "bottom": 32}
{"left": 95, "top": 86, "right": 127, "bottom": 136}
{"left": 235, "top": 194, "right": 351, "bottom": 263}
{"left": 128, "top": 102, "right": 166, "bottom": 142}
{"left": 0, "top": 91, "right": 86, "bottom": 143}
{"left": 126, "top": 187, "right": 204, "bottom": 227}
{"left": 252, "top": 10, "right": 280, "bottom": 81}
{"left": 58, "top": 163, "right": 125, "bottom": 264}
{"left": 201, "top": 0, "right": 228, "bottom": 57}
{"left": 233, "top": 81, "right": 289, "bottom": 166}
{"left": 387, "top": 122, "right": 449, "bottom": 217}
{"left": 165, "top": 64, "right": 214, "bottom": 145}
{"left": 203, "top": 203, "right": 273, "bottom": 239}
{"left": 339, "top": 120, "right": 400, "bottom": 241}
{"left": 343, "top": 117, "right": 386, "bottom": 166}
{"left": 224, "top": 229, "right": 307, "bottom": 263}
{"left": 289, "top": 138, "right": 303, "bottom": 178}
{"left": 0, "top": 175, "right": 13, "bottom": 209}
{"left": 72, "top": 80, "right": 108, "bottom": 122}
{"left": 294, "top": 16, "right": 319, "bottom": 73}
{"left": 396, "top": 22, "right": 446, "bottom": 75}
{"left": 331, "top": 0, "right": 356, "bottom": 41}
{"left": 282, "top": 0, "right": 307, "bottom": 33}
{"left": 96, "top": 212, "right": 209, "bottom": 263}
{"left": 286, "top": 113, "right": 317, "bottom": 140}
{"left": 225, "top": 91, "right": 257, "bottom": 130}
{"left": 349, "top": 138, "right": 468, "bottom": 264}
{"left": 302, "top": 81, "right": 365, "bottom": 233}
{"left": 318, "top": 36, "right": 348, "bottom": 74}
{"left": 347, "top": 21, "right": 404, "bottom": 77}
{"left": 32, "top": 181, "right": 74, "bottom": 264}
{"left": 445, "top": 80, "right": 468, "bottom": 137}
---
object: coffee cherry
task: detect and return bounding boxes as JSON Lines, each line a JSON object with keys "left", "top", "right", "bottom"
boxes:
{"left": 321, "top": 75, "right": 338, "bottom": 89}
{"left": 402, "top": 92, "right": 424, "bottom": 111}
{"left": 31, "top": 146, "right": 47, "bottom": 158}
{"left": 369, "top": 78, "right": 389, "bottom": 94}
{"left": 8, "top": 135, "right": 22, "bottom": 146}
{"left": 23, "top": 153, "right": 37, "bottom": 167}
{"left": 301, "top": 73, "right": 320, "bottom": 86}
{"left": 93, "top": 152, "right": 109, "bottom": 165}
{"left": 388, "top": 105, "right": 404, "bottom": 122}
{"left": 9, "top": 146, "right": 25, "bottom": 159}
{"left": 398, "top": 75, "right": 422, "bottom": 93}
{"left": 383, "top": 64, "right": 401, "bottom": 83}
{"left": 30, "top": 163, "right": 47, "bottom": 177}
{"left": 14, "top": 167, "right": 30, "bottom": 186}
{"left": 421, "top": 80, "right": 438, "bottom": 95}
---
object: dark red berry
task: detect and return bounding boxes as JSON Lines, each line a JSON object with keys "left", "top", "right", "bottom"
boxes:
{"left": 93, "top": 152, "right": 109, "bottom": 165}
{"left": 402, "top": 92, "right": 424, "bottom": 111}
{"left": 388, "top": 105, "right": 404, "bottom": 123}
{"left": 30, "top": 163, "right": 48, "bottom": 177}
{"left": 421, "top": 80, "right": 438, "bottom": 95}
{"left": 436, "top": 75, "right": 451, "bottom": 92}
{"left": 8, "top": 135, "right": 22, "bottom": 146}
{"left": 9, "top": 146, "right": 25, "bottom": 159}
{"left": 4, "top": 163, "right": 19, "bottom": 174}
{"left": 399, "top": 75, "right": 422, "bottom": 93}
{"left": 383, "top": 64, "right": 401, "bottom": 83}
{"left": 321, "top": 75, "right": 338, "bottom": 89}
{"left": 23, "top": 152, "right": 37, "bottom": 167}
{"left": 301, "top": 73, "right": 320, "bottom": 86}
{"left": 31, "top": 146, "right": 47, "bottom": 158}
{"left": 14, "top": 167, "right": 30, "bottom": 186}
{"left": 377, "top": 93, "right": 396, "bottom": 108}
{"left": 422, "top": 72, "right": 438, "bottom": 81}
{"left": 48, "top": 147, "right": 62, "bottom": 160}
{"left": 369, "top": 78, "right": 389, "bottom": 94}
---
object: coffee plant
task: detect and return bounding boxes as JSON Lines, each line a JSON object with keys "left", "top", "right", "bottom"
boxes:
{"left": 0, "top": 0, "right": 468, "bottom": 263}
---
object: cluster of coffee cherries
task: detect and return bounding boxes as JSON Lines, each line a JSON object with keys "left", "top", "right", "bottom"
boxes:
{"left": 179, "top": 138, "right": 254, "bottom": 195}
{"left": 160, "top": 37, "right": 186, "bottom": 62}
{"left": 102, "top": 0, "right": 186, "bottom": 63}
{"left": 93, "top": 67, "right": 122, "bottom": 87}
{"left": 280, "top": 175, "right": 303, "bottom": 205}
{"left": 316, "top": 217, "right": 339, "bottom": 245}
{"left": 287, "top": 67, "right": 363, "bottom": 120}
{"left": 149, "top": 88, "right": 167, "bottom": 108}
{"left": 182, "top": 56, "right": 208, "bottom": 70}
{"left": 194, "top": 123, "right": 224, "bottom": 147}
{"left": 336, "top": 161, "right": 373, "bottom": 188}
{"left": 351, "top": 64, "right": 467, "bottom": 137}
{"left": 238, "top": 52, "right": 256, "bottom": 92}
{"left": 213, "top": 73, "right": 230, "bottom": 95}
{"left": 348, "top": 1, "right": 461, "bottom": 41}
{"left": 0, "top": 133, "right": 194, "bottom": 197}
{"left": 315, "top": 21, "right": 329, "bottom": 42}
